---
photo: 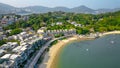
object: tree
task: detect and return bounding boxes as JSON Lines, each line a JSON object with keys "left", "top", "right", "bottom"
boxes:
{"left": 0, "top": 40, "right": 6, "bottom": 46}
{"left": 76, "top": 27, "right": 82, "bottom": 34}
{"left": 82, "top": 27, "right": 90, "bottom": 34}
{"left": 98, "top": 27, "right": 107, "bottom": 32}
{"left": 9, "top": 28, "right": 22, "bottom": 36}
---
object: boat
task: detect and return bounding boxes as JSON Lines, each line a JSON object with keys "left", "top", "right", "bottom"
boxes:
{"left": 86, "top": 49, "right": 89, "bottom": 51}
{"left": 111, "top": 41, "right": 114, "bottom": 44}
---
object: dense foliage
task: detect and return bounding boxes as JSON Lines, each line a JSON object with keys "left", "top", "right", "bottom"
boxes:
{"left": 0, "top": 40, "right": 6, "bottom": 46}
{"left": 9, "top": 28, "right": 22, "bottom": 36}
{"left": 50, "top": 40, "right": 58, "bottom": 46}
{"left": 4, "top": 11, "right": 120, "bottom": 34}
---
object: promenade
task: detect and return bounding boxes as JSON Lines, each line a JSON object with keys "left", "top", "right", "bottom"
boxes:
{"left": 26, "top": 35, "right": 73, "bottom": 68}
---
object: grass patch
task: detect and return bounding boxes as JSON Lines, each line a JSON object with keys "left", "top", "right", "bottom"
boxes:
{"left": 59, "top": 37, "right": 67, "bottom": 40}
{"left": 49, "top": 40, "right": 58, "bottom": 47}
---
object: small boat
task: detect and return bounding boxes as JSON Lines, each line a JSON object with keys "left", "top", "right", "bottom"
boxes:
{"left": 111, "top": 41, "right": 114, "bottom": 44}
{"left": 86, "top": 49, "right": 89, "bottom": 51}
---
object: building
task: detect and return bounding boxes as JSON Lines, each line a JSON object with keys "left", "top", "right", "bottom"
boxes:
{"left": 0, "top": 42, "right": 18, "bottom": 50}
{"left": 0, "top": 49, "right": 6, "bottom": 57}
{"left": 0, "top": 15, "right": 29, "bottom": 27}
{"left": 45, "top": 29, "right": 76, "bottom": 38}
{"left": 56, "top": 22, "right": 63, "bottom": 25}
{"left": 70, "top": 22, "right": 82, "bottom": 27}
{"left": 0, "top": 30, "right": 48, "bottom": 68}
{"left": 0, "top": 27, "right": 3, "bottom": 32}
{"left": 0, "top": 54, "right": 20, "bottom": 68}
{"left": 37, "top": 27, "right": 46, "bottom": 34}
{"left": 0, "top": 36, "right": 3, "bottom": 40}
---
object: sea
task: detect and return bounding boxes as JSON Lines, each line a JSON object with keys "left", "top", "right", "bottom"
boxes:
{"left": 56, "top": 34, "right": 120, "bottom": 68}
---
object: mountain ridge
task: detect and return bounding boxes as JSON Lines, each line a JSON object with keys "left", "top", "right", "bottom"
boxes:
{"left": 0, "top": 3, "right": 120, "bottom": 14}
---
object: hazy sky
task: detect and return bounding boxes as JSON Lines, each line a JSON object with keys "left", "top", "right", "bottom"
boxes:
{"left": 0, "top": 0, "right": 120, "bottom": 9}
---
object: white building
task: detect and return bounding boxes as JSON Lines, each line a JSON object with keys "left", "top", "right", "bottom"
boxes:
{"left": 1, "top": 54, "right": 11, "bottom": 59}
{"left": 0, "top": 49, "right": 6, "bottom": 57}
{"left": 70, "top": 22, "right": 82, "bottom": 27}
{"left": 0, "top": 30, "right": 45, "bottom": 68}
{"left": 0, "top": 42, "right": 18, "bottom": 50}
{"left": 56, "top": 22, "right": 63, "bottom": 25}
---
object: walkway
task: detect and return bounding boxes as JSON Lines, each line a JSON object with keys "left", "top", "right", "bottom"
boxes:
{"left": 27, "top": 35, "right": 73, "bottom": 68}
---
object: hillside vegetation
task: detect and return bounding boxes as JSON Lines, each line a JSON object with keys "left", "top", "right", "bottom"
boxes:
{"left": 4, "top": 11, "right": 120, "bottom": 34}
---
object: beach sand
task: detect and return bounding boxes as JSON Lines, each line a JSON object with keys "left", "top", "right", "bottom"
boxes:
{"left": 46, "top": 37, "right": 78, "bottom": 68}
{"left": 101, "top": 31, "right": 120, "bottom": 36}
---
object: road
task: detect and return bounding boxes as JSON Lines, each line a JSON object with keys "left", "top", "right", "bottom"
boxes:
{"left": 27, "top": 35, "right": 73, "bottom": 68}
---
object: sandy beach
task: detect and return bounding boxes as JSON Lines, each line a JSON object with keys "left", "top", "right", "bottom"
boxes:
{"left": 45, "top": 35, "right": 94, "bottom": 68}
{"left": 101, "top": 31, "right": 120, "bottom": 36}
{"left": 46, "top": 36, "right": 78, "bottom": 68}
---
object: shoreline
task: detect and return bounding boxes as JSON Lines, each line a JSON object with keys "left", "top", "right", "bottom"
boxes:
{"left": 100, "top": 31, "right": 120, "bottom": 37}
{"left": 46, "top": 36, "right": 94, "bottom": 68}
{"left": 39, "top": 31, "right": 120, "bottom": 68}
{"left": 46, "top": 36, "right": 78, "bottom": 68}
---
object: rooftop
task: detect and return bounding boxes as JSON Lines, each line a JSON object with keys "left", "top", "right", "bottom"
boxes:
{"left": 1, "top": 54, "right": 11, "bottom": 59}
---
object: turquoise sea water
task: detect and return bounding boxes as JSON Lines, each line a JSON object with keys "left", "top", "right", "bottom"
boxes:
{"left": 57, "top": 34, "right": 120, "bottom": 68}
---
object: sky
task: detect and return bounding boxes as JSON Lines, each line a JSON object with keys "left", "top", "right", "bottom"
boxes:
{"left": 0, "top": 0, "right": 120, "bottom": 9}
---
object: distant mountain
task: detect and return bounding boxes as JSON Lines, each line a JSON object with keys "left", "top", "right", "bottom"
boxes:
{"left": 95, "top": 9, "right": 114, "bottom": 14}
{"left": 23, "top": 6, "right": 71, "bottom": 13}
{"left": 23, "top": 6, "right": 95, "bottom": 13}
{"left": 0, "top": 3, "right": 30, "bottom": 14}
{"left": 0, "top": 3, "right": 120, "bottom": 14}
{"left": 0, "top": 3, "right": 15, "bottom": 9}
{"left": 21, "top": 6, "right": 120, "bottom": 14}
{"left": 52, "top": 7, "right": 70, "bottom": 12}
{"left": 71, "top": 5, "right": 95, "bottom": 13}
{"left": 0, "top": 3, "right": 16, "bottom": 14}
{"left": 114, "top": 8, "right": 120, "bottom": 12}
{"left": 23, "top": 6, "right": 51, "bottom": 13}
